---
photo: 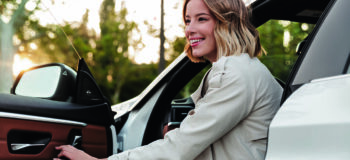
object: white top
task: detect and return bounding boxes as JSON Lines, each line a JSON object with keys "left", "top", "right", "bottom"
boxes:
{"left": 109, "top": 54, "right": 283, "bottom": 160}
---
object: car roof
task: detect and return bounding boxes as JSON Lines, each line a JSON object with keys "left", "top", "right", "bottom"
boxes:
{"left": 250, "top": 0, "right": 331, "bottom": 27}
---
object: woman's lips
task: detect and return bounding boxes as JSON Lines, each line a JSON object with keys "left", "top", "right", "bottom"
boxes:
{"left": 190, "top": 38, "right": 204, "bottom": 47}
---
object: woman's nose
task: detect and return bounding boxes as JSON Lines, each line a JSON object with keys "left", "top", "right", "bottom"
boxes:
{"left": 185, "top": 23, "right": 196, "bottom": 36}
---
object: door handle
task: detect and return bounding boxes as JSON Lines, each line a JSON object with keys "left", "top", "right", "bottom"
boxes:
{"left": 67, "top": 129, "right": 82, "bottom": 149}
{"left": 7, "top": 130, "right": 51, "bottom": 154}
{"left": 71, "top": 135, "right": 82, "bottom": 148}
{"left": 11, "top": 143, "right": 46, "bottom": 151}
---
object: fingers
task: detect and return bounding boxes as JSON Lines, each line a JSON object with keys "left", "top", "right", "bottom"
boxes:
{"left": 55, "top": 145, "right": 76, "bottom": 159}
{"left": 55, "top": 145, "right": 74, "bottom": 150}
{"left": 57, "top": 151, "right": 66, "bottom": 159}
{"left": 55, "top": 145, "right": 100, "bottom": 160}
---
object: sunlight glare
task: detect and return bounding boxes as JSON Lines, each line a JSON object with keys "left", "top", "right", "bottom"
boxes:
{"left": 30, "top": 43, "right": 38, "bottom": 50}
{"left": 13, "top": 54, "right": 35, "bottom": 77}
{"left": 283, "top": 31, "right": 291, "bottom": 47}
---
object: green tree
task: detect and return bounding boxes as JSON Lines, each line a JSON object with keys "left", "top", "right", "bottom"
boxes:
{"left": 33, "top": 9, "right": 95, "bottom": 69}
{"left": 258, "top": 20, "right": 313, "bottom": 81}
{"left": 32, "top": 2, "right": 145, "bottom": 104}
{"left": 119, "top": 63, "right": 158, "bottom": 101}
{"left": 258, "top": 20, "right": 290, "bottom": 81}
{"left": 169, "top": 36, "right": 186, "bottom": 61}
{"left": 95, "top": 0, "right": 138, "bottom": 103}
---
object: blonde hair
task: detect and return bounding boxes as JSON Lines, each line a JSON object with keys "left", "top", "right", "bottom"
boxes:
{"left": 183, "top": 0, "right": 263, "bottom": 62}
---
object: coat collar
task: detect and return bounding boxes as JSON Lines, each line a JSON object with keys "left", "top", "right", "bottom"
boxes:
{"left": 191, "top": 68, "right": 212, "bottom": 104}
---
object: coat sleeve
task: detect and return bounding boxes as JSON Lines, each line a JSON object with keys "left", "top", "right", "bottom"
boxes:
{"left": 108, "top": 62, "right": 255, "bottom": 160}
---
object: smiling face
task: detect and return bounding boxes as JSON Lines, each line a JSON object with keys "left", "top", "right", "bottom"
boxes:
{"left": 185, "top": 0, "right": 217, "bottom": 62}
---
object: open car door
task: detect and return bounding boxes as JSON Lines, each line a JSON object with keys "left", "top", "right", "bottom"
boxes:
{"left": 0, "top": 59, "right": 116, "bottom": 159}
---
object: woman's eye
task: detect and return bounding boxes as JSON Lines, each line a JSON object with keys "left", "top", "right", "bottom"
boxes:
{"left": 198, "top": 17, "right": 208, "bottom": 21}
{"left": 185, "top": 19, "right": 191, "bottom": 25}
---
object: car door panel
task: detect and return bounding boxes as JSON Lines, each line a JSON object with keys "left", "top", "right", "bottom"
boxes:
{"left": 266, "top": 74, "right": 350, "bottom": 159}
{"left": 0, "top": 92, "right": 112, "bottom": 159}
{"left": 0, "top": 117, "right": 108, "bottom": 159}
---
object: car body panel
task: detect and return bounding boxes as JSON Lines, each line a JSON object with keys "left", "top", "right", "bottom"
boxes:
{"left": 117, "top": 85, "right": 165, "bottom": 151}
{"left": 266, "top": 74, "right": 350, "bottom": 160}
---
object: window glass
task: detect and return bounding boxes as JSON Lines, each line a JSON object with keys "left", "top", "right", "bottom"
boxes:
{"left": 292, "top": 0, "right": 350, "bottom": 85}
{"left": 258, "top": 20, "right": 314, "bottom": 82}
{"left": 175, "top": 65, "right": 211, "bottom": 99}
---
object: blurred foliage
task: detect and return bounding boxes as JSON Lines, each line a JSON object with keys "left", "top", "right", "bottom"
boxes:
{"left": 34, "top": 0, "right": 151, "bottom": 104}
{"left": 119, "top": 63, "right": 158, "bottom": 101}
{"left": 0, "top": 0, "right": 42, "bottom": 93}
{"left": 8, "top": 0, "right": 150, "bottom": 103}
{"left": 93, "top": 0, "right": 138, "bottom": 103}
{"left": 258, "top": 20, "right": 314, "bottom": 81}
{"left": 174, "top": 65, "right": 211, "bottom": 99}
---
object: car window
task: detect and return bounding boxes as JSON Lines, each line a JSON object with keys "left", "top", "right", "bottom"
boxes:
{"left": 292, "top": 0, "right": 350, "bottom": 85}
{"left": 258, "top": 20, "right": 314, "bottom": 82}
{"left": 175, "top": 65, "right": 211, "bottom": 99}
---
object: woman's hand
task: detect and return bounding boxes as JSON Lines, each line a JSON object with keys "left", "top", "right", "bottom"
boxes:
{"left": 54, "top": 145, "right": 107, "bottom": 160}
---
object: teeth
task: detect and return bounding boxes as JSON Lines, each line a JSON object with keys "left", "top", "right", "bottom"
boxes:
{"left": 190, "top": 39, "right": 202, "bottom": 44}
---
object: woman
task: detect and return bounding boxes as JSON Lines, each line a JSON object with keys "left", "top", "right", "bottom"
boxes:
{"left": 55, "top": 0, "right": 282, "bottom": 159}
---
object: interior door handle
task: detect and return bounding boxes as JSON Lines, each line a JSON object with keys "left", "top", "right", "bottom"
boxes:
{"left": 11, "top": 143, "right": 46, "bottom": 151}
{"left": 7, "top": 130, "right": 51, "bottom": 154}
{"left": 67, "top": 129, "right": 82, "bottom": 149}
{"left": 71, "top": 135, "right": 82, "bottom": 147}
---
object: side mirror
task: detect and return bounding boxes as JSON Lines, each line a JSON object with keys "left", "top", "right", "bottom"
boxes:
{"left": 11, "top": 63, "right": 76, "bottom": 101}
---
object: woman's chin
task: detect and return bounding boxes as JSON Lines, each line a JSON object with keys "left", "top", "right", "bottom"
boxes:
{"left": 192, "top": 52, "right": 203, "bottom": 58}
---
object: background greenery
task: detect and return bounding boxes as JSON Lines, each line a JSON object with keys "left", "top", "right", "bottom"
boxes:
{"left": 0, "top": 0, "right": 313, "bottom": 104}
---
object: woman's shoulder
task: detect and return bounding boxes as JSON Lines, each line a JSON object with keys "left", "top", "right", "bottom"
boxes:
{"left": 211, "top": 53, "right": 274, "bottom": 83}
{"left": 212, "top": 53, "right": 259, "bottom": 74}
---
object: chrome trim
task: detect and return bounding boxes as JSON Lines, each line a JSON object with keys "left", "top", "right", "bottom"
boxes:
{"left": 0, "top": 112, "right": 87, "bottom": 127}
{"left": 11, "top": 143, "right": 45, "bottom": 151}
{"left": 168, "top": 122, "right": 181, "bottom": 126}
{"left": 71, "top": 135, "right": 82, "bottom": 147}
{"left": 110, "top": 125, "right": 118, "bottom": 154}
{"left": 311, "top": 74, "right": 350, "bottom": 83}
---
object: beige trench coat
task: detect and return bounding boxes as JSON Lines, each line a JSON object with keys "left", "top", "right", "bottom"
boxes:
{"left": 109, "top": 54, "right": 283, "bottom": 160}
